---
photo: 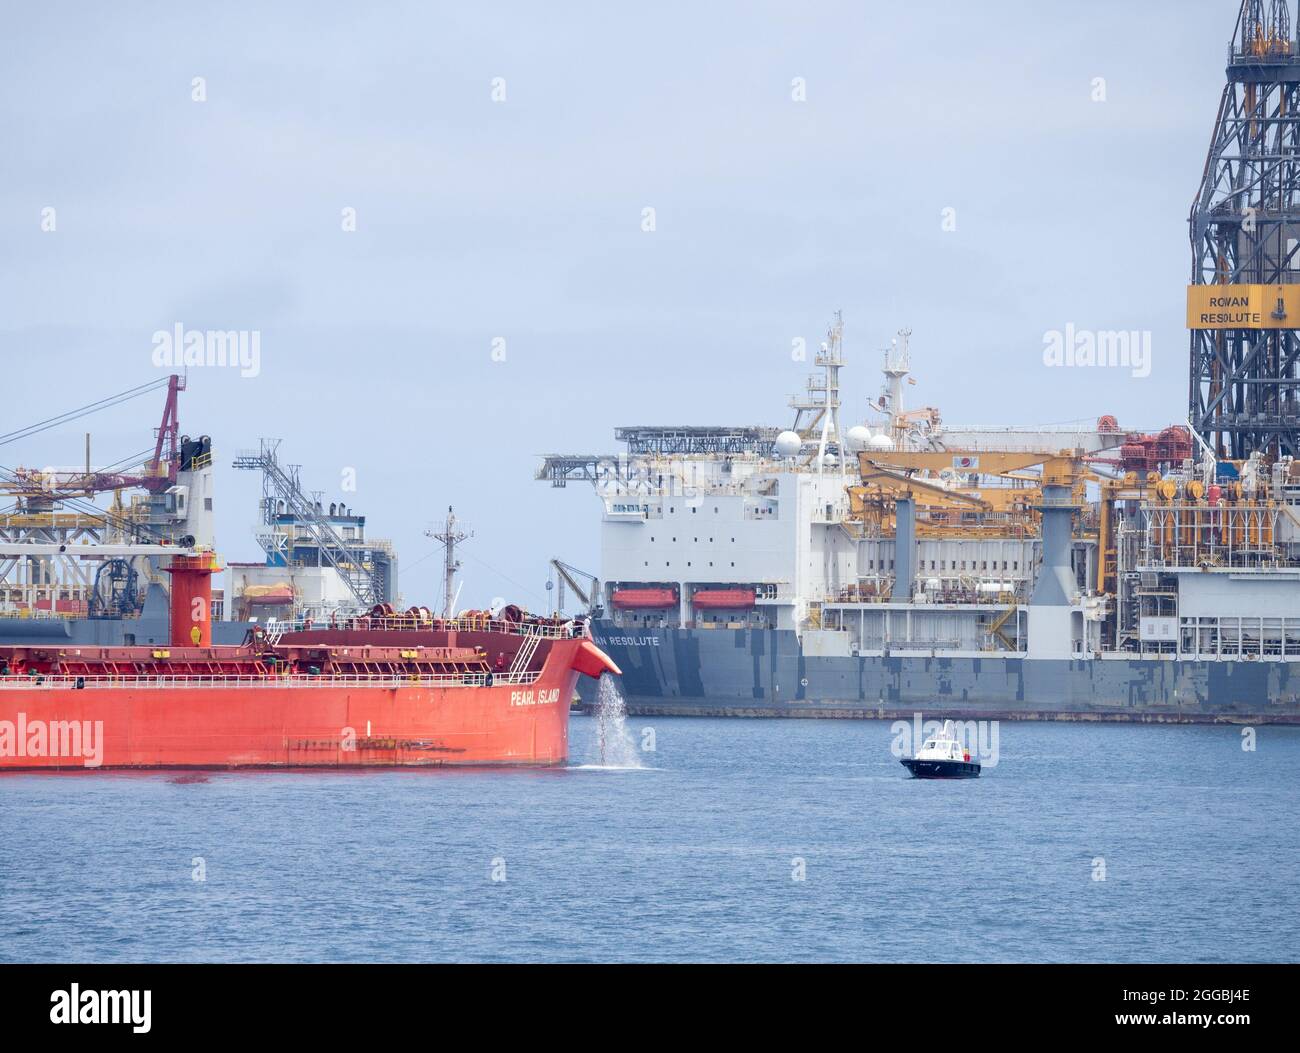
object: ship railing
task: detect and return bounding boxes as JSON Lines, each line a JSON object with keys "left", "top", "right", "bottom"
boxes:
{"left": 0, "top": 608, "right": 81, "bottom": 621}
{"left": 0, "top": 671, "right": 546, "bottom": 690}
{"left": 271, "top": 613, "right": 581, "bottom": 640}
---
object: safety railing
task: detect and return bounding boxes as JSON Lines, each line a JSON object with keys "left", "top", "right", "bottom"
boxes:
{"left": 0, "top": 670, "right": 545, "bottom": 690}
{"left": 0, "top": 608, "right": 83, "bottom": 620}
{"left": 272, "top": 613, "right": 582, "bottom": 640}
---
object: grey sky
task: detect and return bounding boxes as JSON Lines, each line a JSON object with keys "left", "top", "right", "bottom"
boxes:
{"left": 0, "top": 1, "right": 1237, "bottom": 609}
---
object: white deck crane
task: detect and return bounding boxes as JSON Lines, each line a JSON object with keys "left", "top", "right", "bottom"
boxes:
{"left": 549, "top": 559, "right": 600, "bottom": 616}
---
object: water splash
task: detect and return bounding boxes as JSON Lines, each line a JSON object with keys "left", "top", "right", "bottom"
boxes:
{"left": 591, "top": 675, "right": 644, "bottom": 769}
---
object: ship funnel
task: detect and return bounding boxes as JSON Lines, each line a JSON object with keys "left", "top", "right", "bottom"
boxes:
{"left": 165, "top": 553, "right": 219, "bottom": 647}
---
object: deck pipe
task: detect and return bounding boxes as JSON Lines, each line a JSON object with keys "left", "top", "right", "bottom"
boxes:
{"left": 165, "top": 554, "right": 216, "bottom": 647}
{"left": 894, "top": 498, "right": 915, "bottom": 602}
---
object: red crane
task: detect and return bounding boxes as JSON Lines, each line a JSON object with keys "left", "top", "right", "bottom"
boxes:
{"left": 0, "top": 374, "right": 187, "bottom": 498}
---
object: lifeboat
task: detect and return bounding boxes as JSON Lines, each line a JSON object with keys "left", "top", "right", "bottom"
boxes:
{"left": 611, "top": 588, "right": 677, "bottom": 609}
{"left": 691, "top": 588, "right": 755, "bottom": 609}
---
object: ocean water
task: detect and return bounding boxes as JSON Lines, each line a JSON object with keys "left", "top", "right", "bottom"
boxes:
{"left": 1, "top": 715, "right": 1297, "bottom": 963}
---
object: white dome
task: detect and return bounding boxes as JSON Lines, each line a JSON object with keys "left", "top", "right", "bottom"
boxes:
{"left": 773, "top": 431, "right": 802, "bottom": 458}
{"left": 868, "top": 434, "right": 895, "bottom": 450}
{"left": 845, "top": 425, "right": 872, "bottom": 452}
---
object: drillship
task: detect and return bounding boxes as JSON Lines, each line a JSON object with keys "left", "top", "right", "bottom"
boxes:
{"left": 538, "top": 2, "right": 1300, "bottom": 725}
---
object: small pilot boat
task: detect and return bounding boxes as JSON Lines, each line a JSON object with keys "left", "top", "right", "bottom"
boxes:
{"left": 900, "top": 720, "right": 981, "bottom": 779}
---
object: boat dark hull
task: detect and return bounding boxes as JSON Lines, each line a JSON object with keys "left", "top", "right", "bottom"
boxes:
{"left": 900, "top": 758, "right": 981, "bottom": 779}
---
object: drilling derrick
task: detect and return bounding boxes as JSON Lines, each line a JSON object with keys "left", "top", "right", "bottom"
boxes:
{"left": 1189, "top": 1, "right": 1300, "bottom": 460}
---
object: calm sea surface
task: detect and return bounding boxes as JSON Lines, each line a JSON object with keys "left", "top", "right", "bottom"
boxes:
{"left": 1, "top": 716, "right": 1297, "bottom": 962}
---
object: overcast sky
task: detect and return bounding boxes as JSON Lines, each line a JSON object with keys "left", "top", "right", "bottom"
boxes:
{"left": 0, "top": 0, "right": 1242, "bottom": 610}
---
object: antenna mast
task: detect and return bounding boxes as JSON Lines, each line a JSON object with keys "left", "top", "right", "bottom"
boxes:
{"left": 426, "top": 507, "right": 472, "bottom": 617}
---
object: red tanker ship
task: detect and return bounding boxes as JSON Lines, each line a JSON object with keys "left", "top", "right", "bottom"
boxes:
{"left": 0, "top": 555, "right": 620, "bottom": 771}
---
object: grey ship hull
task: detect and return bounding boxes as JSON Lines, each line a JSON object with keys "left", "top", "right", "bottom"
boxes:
{"left": 0, "top": 585, "right": 249, "bottom": 647}
{"left": 582, "top": 621, "right": 1300, "bottom": 724}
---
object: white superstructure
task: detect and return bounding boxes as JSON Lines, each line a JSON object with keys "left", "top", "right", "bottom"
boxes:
{"left": 542, "top": 317, "right": 1132, "bottom": 659}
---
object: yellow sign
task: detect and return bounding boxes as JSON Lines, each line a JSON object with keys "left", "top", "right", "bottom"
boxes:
{"left": 1187, "top": 284, "right": 1300, "bottom": 329}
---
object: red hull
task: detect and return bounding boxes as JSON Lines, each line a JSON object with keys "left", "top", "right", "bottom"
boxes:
{"left": 0, "top": 638, "right": 617, "bottom": 771}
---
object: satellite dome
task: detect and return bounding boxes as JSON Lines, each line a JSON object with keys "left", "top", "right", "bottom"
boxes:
{"left": 845, "top": 425, "right": 872, "bottom": 452}
{"left": 869, "top": 434, "right": 895, "bottom": 451}
{"left": 774, "top": 431, "right": 802, "bottom": 458}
